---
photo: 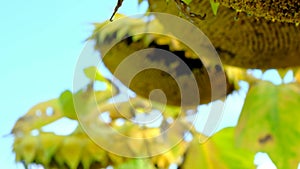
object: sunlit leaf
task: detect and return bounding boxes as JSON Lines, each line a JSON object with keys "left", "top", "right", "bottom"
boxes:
{"left": 210, "top": 0, "right": 220, "bottom": 16}
{"left": 93, "top": 14, "right": 146, "bottom": 44}
{"left": 12, "top": 99, "right": 63, "bottom": 134}
{"left": 236, "top": 81, "right": 300, "bottom": 169}
{"left": 115, "top": 159, "right": 155, "bottom": 169}
{"left": 84, "top": 66, "right": 108, "bottom": 83}
{"left": 181, "top": 128, "right": 255, "bottom": 169}
{"left": 59, "top": 90, "right": 77, "bottom": 120}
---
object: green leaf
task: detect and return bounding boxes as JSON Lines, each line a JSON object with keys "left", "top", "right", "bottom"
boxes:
{"left": 84, "top": 66, "right": 116, "bottom": 93}
{"left": 210, "top": 0, "right": 220, "bottom": 16}
{"left": 181, "top": 0, "right": 192, "bottom": 5}
{"left": 236, "top": 81, "right": 300, "bottom": 169}
{"left": 115, "top": 159, "right": 155, "bottom": 169}
{"left": 59, "top": 90, "right": 77, "bottom": 120}
{"left": 181, "top": 128, "right": 255, "bottom": 169}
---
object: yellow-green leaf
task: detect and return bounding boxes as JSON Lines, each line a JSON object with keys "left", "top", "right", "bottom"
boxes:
{"left": 210, "top": 0, "right": 220, "bottom": 16}
{"left": 59, "top": 90, "right": 77, "bottom": 120}
{"left": 12, "top": 99, "right": 63, "bottom": 134}
{"left": 84, "top": 66, "right": 107, "bottom": 82}
{"left": 236, "top": 81, "right": 300, "bottom": 169}
{"left": 115, "top": 159, "right": 155, "bottom": 169}
{"left": 181, "top": 128, "right": 255, "bottom": 169}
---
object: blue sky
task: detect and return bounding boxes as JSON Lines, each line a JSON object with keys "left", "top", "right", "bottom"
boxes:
{"left": 0, "top": 0, "right": 290, "bottom": 168}
{"left": 0, "top": 0, "right": 147, "bottom": 168}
